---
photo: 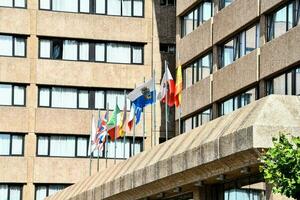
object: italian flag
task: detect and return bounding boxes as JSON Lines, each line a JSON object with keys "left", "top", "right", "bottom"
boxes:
{"left": 107, "top": 104, "right": 121, "bottom": 141}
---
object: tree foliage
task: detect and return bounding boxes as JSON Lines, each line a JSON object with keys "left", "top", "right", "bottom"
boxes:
{"left": 259, "top": 133, "right": 300, "bottom": 199}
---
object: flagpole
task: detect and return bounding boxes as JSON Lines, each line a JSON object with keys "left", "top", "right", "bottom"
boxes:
{"left": 89, "top": 114, "right": 93, "bottom": 176}
{"left": 153, "top": 69, "right": 157, "bottom": 146}
{"left": 114, "top": 96, "right": 118, "bottom": 165}
{"left": 123, "top": 90, "right": 127, "bottom": 159}
{"left": 133, "top": 84, "right": 136, "bottom": 156}
{"left": 97, "top": 110, "right": 100, "bottom": 172}
{"left": 105, "top": 103, "right": 109, "bottom": 168}
{"left": 165, "top": 60, "right": 168, "bottom": 141}
{"left": 142, "top": 77, "right": 146, "bottom": 151}
{"left": 178, "top": 52, "right": 182, "bottom": 135}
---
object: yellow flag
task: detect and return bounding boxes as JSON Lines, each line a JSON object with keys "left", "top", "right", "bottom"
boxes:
{"left": 175, "top": 65, "right": 182, "bottom": 107}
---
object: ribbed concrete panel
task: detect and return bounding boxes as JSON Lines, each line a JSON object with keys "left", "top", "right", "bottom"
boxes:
{"left": 46, "top": 95, "right": 300, "bottom": 200}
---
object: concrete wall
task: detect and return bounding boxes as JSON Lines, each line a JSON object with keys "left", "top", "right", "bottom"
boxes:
{"left": 176, "top": 0, "right": 300, "bottom": 121}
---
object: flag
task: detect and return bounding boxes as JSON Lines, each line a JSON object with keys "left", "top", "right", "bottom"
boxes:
{"left": 157, "top": 65, "right": 175, "bottom": 107}
{"left": 127, "top": 78, "right": 156, "bottom": 124}
{"left": 127, "top": 104, "right": 135, "bottom": 131}
{"left": 107, "top": 104, "right": 121, "bottom": 141}
{"left": 96, "top": 110, "right": 109, "bottom": 148}
{"left": 174, "top": 65, "right": 183, "bottom": 107}
{"left": 118, "top": 103, "right": 127, "bottom": 137}
{"left": 88, "top": 115, "right": 97, "bottom": 156}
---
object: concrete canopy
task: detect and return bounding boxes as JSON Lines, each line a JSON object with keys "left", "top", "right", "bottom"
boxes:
{"left": 46, "top": 95, "right": 300, "bottom": 200}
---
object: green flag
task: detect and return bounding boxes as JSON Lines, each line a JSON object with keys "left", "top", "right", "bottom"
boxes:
{"left": 107, "top": 104, "right": 121, "bottom": 128}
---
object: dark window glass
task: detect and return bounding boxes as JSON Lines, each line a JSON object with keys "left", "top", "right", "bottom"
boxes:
{"left": 219, "top": 88, "right": 257, "bottom": 116}
{"left": 159, "top": 43, "right": 176, "bottom": 53}
{"left": 182, "top": 109, "right": 211, "bottom": 133}
{"left": 181, "top": 1, "right": 213, "bottom": 37}
{"left": 266, "top": 67, "right": 300, "bottom": 96}
{"left": 267, "top": 1, "right": 299, "bottom": 41}
{"left": 183, "top": 53, "right": 212, "bottom": 88}
{"left": 221, "top": 24, "right": 259, "bottom": 68}
{"left": 219, "top": 0, "right": 233, "bottom": 9}
{"left": 39, "top": 38, "right": 144, "bottom": 65}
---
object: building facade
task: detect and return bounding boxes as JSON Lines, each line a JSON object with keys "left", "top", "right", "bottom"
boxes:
{"left": 0, "top": 0, "right": 175, "bottom": 199}
{"left": 46, "top": 0, "right": 300, "bottom": 199}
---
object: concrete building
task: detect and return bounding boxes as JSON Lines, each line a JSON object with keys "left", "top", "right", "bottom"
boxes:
{"left": 0, "top": 0, "right": 175, "bottom": 199}
{"left": 46, "top": 0, "right": 300, "bottom": 199}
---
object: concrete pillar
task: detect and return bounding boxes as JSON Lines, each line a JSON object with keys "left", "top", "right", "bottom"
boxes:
{"left": 212, "top": 103, "right": 219, "bottom": 120}
{"left": 259, "top": 80, "right": 267, "bottom": 98}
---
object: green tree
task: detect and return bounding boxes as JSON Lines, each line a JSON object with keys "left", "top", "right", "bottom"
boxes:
{"left": 260, "top": 133, "right": 300, "bottom": 200}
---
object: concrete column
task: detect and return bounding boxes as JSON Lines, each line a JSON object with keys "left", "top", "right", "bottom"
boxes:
{"left": 213, "top": 0, "right": 220, "bottom": 15}
{"left": 212, "top": 45, "right": 219, "bottom": 73}
{"left": 259, "top": 79, "right": 267, "bottom": 98}
{"left": 259, "top": 15, "right": 267, "bottom": 47}
{"left": 212, "top": 103, "right": 219, "bottom": 120}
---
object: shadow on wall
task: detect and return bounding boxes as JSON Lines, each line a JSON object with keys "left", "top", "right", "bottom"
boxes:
{"left": 153, "top": 0, "right": 177, "bottom": 142}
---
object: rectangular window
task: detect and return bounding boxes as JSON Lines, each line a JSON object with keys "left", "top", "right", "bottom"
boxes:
{"left": 95, "top": 90, "right": 105, "bottom": 109}
{"left": 0, "top": 184, "right": 22, "bottom": 200}
{"left": 221, "top": 24, "right": 259, "bottom": 68}
{"left": 266, "top": 67, "right": 300, "bottom": 96}
{"left": 51, "top": 87, "right": 77, "bottom": 108}
{"left": 182, "top": 109, "right": 211, "bottom": 133}
{"left": 52, "top": 0, "right": 78, "bottom": 12}
{"left": 39, "top": 38, "right": 144, "bottom": 65}
{"left": 0, "top": 133, "right": 24, "bottom": 156}
{"left": 122, "top": 0, "right": 132, "bottom": 16}
{"left": 220, "top": 88, "right": 257, "bottom": 116}
{"left": 78, "top": 90, "right": 89, "bottom": 108}
{"left": 0, "top": 84, "right": 25, "bottom": 106}
{"left": 183, "top": 53, "right": 212, "bottom": 89}
{"left": 40, "top": 0, "right": 50, "bottom": 9}
{"left": 0, "top": 0, "right": 26, "bottom": 8}
{"left": 36, "top": 184, "right": 69, "bottom": 200}
{"left": 181, "top": 1, "right": 213, "bottom": 37}
{"left": 80, "top": 0, "right": 90, "bottom": 13}
{"left": 268, "top": 1, "right": 299, "bottom": 41}
{"left": 0, "top": 35, "right": 26, "bottom": 57}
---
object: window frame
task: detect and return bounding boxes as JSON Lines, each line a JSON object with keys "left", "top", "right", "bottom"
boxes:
{"left": 38, "top": 37, "right": 144, "bottom": 65}
{"left": 181, "top": 0, "right": 213, "bottom": 37}
{"left": 181, "top": 108, "right": 212, "bottom": 133}
{"left": 36, "top": 134, "right": 142, "bottom": 159}
{"left": 38, "top": 86, "right": 131, "bottom": 111}
{"left": 267, "top": 0, "right": 299, "bottom": 41}
{"left": 220, "top": 23, "right": 259, "bottom": 68}
{"left": 0, "top": 184, "right": 23, "bottom": 200}
{"left": 183, "top": 52, "right": 213, "bottom": 89}
{"left": 35, "top": 184, "right": 70, "bottom": 200}
{"left": 219, "top": 87, "right": 258, "bottom": 116}
{"left": 0, "top": 83, "right": 26, "bottom": 107}
{"left": 160, "top": 0, "right": 175, "bottom": 6}
{"left": 0, "top": 0, "right": 27, "bottom": 8}
{"left": 0, "top": 133, "right": 25, "bottom": 157}
{"left": 38, "top": 0, "right": 145, "bottom": 18}
{"left": 0, "top": 34, "right": 27, "bottom": 58}
{"left": 266, "top": 66, "right": 300, "bottom": 95}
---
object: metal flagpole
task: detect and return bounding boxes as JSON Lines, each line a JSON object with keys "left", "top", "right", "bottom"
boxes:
{"left": 89, "top": 114, "right": 93, "bottom": 176}
{"left": 105, "top": 103, "right": 109, "bottom": 168}
{"left": 143, "top": 77, "right": 146, "bottom": 152}
{"left": 123, "top": 90, "right": 127, "bottom": 159}
{"left": 165, "top": 60, "right": 168, "bottom": 141}
{"left": 178, "top": 52, "right": 182, "bottom": 135}
{"left": 97, "top": 110, "right": 100, "bottom": 172}
{"left": 133, "top": 84, "right": 136, "bottom": 156}
{"left": 114, "top": 96, "right": 118, "bottom": 165}
{"left": 153, "top": 69, "right": 157, "bottom": 146}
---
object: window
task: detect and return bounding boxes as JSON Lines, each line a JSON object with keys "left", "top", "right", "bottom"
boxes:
{"left": 0, "top": 184, "right": 22, "bottom": 200}
{"left": 36, "top": 184, "right": 69, "bottom": 200}
{"left": 37, "top": 135, "right": 88, "bottom": 157}
{"left": 0, "top": 35, "right": 26, "bottom": 57}
{"left": 219, "top": 0, "right": 233, "bottom": 10}
{"left": 38, "top": 86, "right": 131, "bottom": 110}
{"left": 183, "top": 53, "right": 212, "bottom": 89}
{"left": 0, "top": 133, "right": 24, "bottom": 156}
{"left": 266, "top": 66, "right": 300, "bottom": 96}
{"left": 0, "top": 84, "right": 26, "bottom": 106}
{"left": 159, "top": 43, "right": 176, "bottom": 53}
{"left": 37, "top": 135, "right": 141, "bottom": 159}
{"left": 219, "top": 88, "right": 257, "bottom": 116}
{"left": 182, "top": 109, "right": 211, "bottom": 133}
{"left": 267, "top": 0, "right": 300, "bottom": 41}
{"left": 160, "top": 0, "right": 175, "bottom": 6}
{"left": 221, "top": 24, "right": 259, "bottom": 68}
{"left": 181, "top": 1, "right": 213, "bottom": 37}
{"left": 39, "top": 0, "right": 144, "bottom": 17}
{"left": 39, "top": 38, "right": 144, "bottom": 64}
{"left": 0, "top": 0, "right": 26, "bottom": 8}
